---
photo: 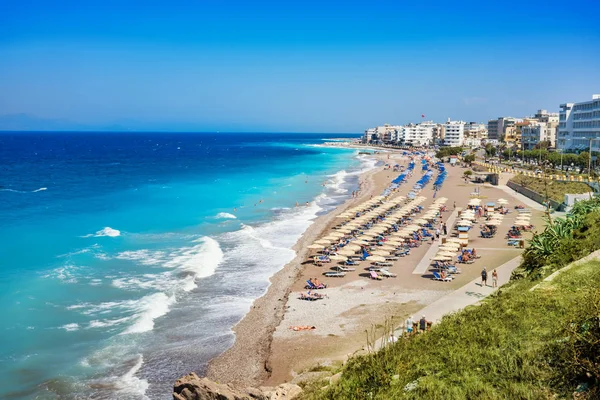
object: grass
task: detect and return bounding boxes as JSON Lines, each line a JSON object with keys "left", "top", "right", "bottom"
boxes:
{"left": 301, "top": 260, "right": 600, "bottom": 400}
{"left": 509, "top": 175, "right": 593, "bottom": 203}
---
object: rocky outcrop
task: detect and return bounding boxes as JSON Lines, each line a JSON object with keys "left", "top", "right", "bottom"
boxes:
{"left": 173, "top": 373, "right": 302, "bottom": 400}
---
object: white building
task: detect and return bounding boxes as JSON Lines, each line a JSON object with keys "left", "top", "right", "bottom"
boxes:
{"left": 521, "top": 122, "right": 555, "bottom": 150}
{"left": 363, "top": 128, "right": 376, "bottom": 143}
{"left": 402, "top": 121, "right": 436, "bottom": 147}
{"left": 557, "top": 95, "right": 600, "bottom": 152}
{"left": 443, "top": 119, "right": 466, "bottom": 146}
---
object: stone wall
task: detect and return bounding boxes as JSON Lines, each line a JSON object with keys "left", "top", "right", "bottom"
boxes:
{"left": 506, "top": 181, "right": 563, "bottom": 211}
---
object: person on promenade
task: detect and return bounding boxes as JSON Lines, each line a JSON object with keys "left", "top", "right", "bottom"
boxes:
{"left": 405, "top": 316, "right": 414, "bottom": 336}
{"left": 442, "top": 223, "right": 447, "bottom": 236}
{"left": 435, "top": 228, "right": 440, "bottom": 239}
{"left": 453, "top": 201, "right": 456, "bottom": 210}
{"left": 481, "top": 267, "right": 488, "bottom": 286}
{"left": 492, "top": 269, "right": 498, "bottom": 288}
{"left": 419, "top": 315, "right": 428, "bottom": 333}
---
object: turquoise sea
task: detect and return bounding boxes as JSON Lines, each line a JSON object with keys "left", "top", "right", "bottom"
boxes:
{"left": 0, "top": 132, "right": 373, "bottom": 399}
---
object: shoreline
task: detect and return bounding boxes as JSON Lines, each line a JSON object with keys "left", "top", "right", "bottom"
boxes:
{"left": 204, "top": 145, "right": 544, "bottom": 390}
{"left": 206, "top": 152, "right": 385, "bottom": 386}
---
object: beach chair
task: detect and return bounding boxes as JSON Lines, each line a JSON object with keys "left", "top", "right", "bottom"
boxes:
{"left": 370, "top": 271, "right": 383, "bottom": 280}
{"left": 457, "top": 255, "right": 474, "bottom": 264}
{"left": 385, "top": 256, "right": 399, "bottom": 261}
{"left": 335, "top": 265, "right": 355, "bottom": 272}
{"left": 432, "top": 271, "right": 452, "bottom": 282}
{"left": 324, "top": 271, "right": 346, "bottom": 278}
{"left": 305, "top": 280, "right": 327, "bottom": 290}
{"left": 345, "top": 259, "right": 357, "bottom": 266}
{"left": 378, "top": 269, "right": 397, "bottom": 278}
{"left": 374, "top": 261, "right": 393, "bottom": 267}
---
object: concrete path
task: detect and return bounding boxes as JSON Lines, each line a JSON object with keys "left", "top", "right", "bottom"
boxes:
{"left": 411, "top": 210, "right": 460, "bottom": 275}
{"left": 496, "top": 184, "right": 546, "bottom": 211}
{"left": 396, "top": 255, "right": 522, "bottom": 337}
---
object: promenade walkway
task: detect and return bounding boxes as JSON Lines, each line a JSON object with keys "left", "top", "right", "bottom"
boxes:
{"left": 411, "top": 209, "right": 459, "bottom": 275}
{"left": 395, "top": 255, "right": 522, "bottom": 338}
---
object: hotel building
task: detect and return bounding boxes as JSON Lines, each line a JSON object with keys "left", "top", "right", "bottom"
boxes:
{"left": 557, "top": 95, "right": 600, "bottom": 152}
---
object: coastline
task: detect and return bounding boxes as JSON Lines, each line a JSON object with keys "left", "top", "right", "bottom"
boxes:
{"left": 204, "top": 146, "right": 545, "bottom": 390}
{"left": 206, "top": 153, "right": 385, "bottom": 386}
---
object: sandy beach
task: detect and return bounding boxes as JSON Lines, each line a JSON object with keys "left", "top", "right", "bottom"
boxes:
{"left": 207, "top": 148, "right": 543, "bottom": 388}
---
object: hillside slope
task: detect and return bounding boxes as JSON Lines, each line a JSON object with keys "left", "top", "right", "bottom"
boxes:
{"left": 302, "top": 258, "right": 600, "bottom": 399}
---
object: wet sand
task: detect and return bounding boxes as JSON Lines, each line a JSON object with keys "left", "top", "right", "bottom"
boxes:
{"left": 207, "top": 149, "right": 543, "bottom": 387}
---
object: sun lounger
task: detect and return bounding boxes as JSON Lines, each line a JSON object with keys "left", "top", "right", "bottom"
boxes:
{"left": 374, "top": 261, "right": 393, "bottom": 267}
{"left": 432, "top": 271, "right": 452, "bottom": 282}
{"left": 324, "top": 271, "right": 346, "bottom": 278}
{"left": 299, "top": 292, "right": 327, "bottom": 301}
{"left": 378, "top": 269, "right": 397, "bottom": 278}
{"left": 385, "top": 256, "right": 399, "bottom": 261}
{"left": 370, "top": 271, "right": 383, "bottom": 280}
{"left": 305, "top": 280, "right": 327, "bottom": 290}
{"left": 334, "top": 266, "right": 355, "bottom": 272}
{"left": 368, "top": 266, "right": 382, "bottom": 271}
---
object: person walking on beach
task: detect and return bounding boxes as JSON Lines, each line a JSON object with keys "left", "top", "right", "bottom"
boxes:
{"left": 453, "top": 201, "right": 456, "bottom": 210}
{"left": 443, "top": 222, "right": 447, "bottom": 236}
{"left": 481, "top": 267, "right": 488, "bottom": 286}
{"left": 405, "top": 316, "right": 414, "bottom": 336}
{"left": 492, "top": 269, "right": 498, "bottom": 288}
{"left": 419, "top": 315, "right": 428, "bottom": 333}
{"left": 435, "top": 228, "right": 440, "bottom": 239}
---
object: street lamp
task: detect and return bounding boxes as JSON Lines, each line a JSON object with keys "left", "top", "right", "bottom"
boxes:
{"left": 583, "top": 137, "right": 598, "bottom": 177}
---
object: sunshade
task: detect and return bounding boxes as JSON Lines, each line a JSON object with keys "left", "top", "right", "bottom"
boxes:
{"left": 307, "top": 244, "right": 324, "bottom": 249}
{"left": 432, "top": 255, "right": 453, "bottom": 261}
{"left": 368, "top": 256, "right": 387, "bottom": 262}
{"left": 329, "top": 255, "right": 348, "bottom": 261}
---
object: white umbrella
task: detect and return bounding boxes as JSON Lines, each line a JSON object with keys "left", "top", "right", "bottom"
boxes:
{"left": 371, "top": 250, "right": 391, "bottom": 256}
{"left": 344, "top": 244, "right": 362, "bottom": 251}
{"left": 337, "top": 249, "right": 356, "bottom": 256}
{"left": 368, "top": 255, "right": 387, "bottom": 262}
{"left": 329, "top": 255, "right": 348, "bottom": 261}
{"left": 437, "top": 251, "right": 456, "bottom": 257}
{"left": 307, "top": 244, "right": 324, "bottom": 249}
{"left": 432, "top": 255, "right": 453, "bottom": 261}
{"left": 378, "top": 245, "right": 397, "bottom": 251}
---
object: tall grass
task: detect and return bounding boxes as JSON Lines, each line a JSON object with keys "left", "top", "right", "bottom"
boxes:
{"left": 301, "top": 261, "right": 600, "bottom": 399}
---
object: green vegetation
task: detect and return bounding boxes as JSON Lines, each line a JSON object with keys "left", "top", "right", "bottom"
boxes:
{"left": 300, "top": 197, "right": 600, "bottom": 400}
{"left": 435, "top": 147, "right": 462, "bottom": 159}
{"left": 519, "top": 196, "right": 600, "bottom": 278}
{"left": 509, "top": 175, "right": 592, "bottom": 203}
{"left": 462, "top": 154, "right": 475, "bottom": 165}
{"left": 484, "top": 143, "right": 497, "bottom": 158}
{"left": 463, "top": 170, "right": 473, "bottom": 178}
{"left": 302, "top": 259, "right": 600, "bottom": 399}
{"left": 501, "top": 149, "right": 597, "bottom": 175}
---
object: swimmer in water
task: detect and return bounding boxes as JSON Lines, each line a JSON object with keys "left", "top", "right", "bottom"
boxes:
{"left": 234, "top": 207, "right": 237, "bottom": 212}
{"left": 306, "top": 201, "right": 309, "bottom": 206}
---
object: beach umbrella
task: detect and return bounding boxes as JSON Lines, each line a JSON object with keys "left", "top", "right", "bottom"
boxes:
{"left": 314, "top": 239, "right": 333, "bottom": 245}
{"left": 369, "top": 256, "right": 387, "bottom": 262}
{"left": 329, "top": 255, "right": 348, "bottom": 261}
{"left": 344, "top": 244, "right": 362, "bottom": 251}
{"left": 371, "top": 250, "right": 391, "bottom": 256}
{"left": 307, "top": 244, "right": 324, "bottom": 249}
{"left": 337, "top": 249, "right": 356, "bottom": 256}
{"left": 432, "top": 255, "right": 453, "bottom": 261}
{"left": 353, "top": 240, "right": 371, "bottom": 245}
{"left": 329, "top": 231, "right": 346, "bottom": 237}
{"left": 440, "top": 242, "right": 460, "bottom": 248}
{"left": 497, "top": 198, "right": 508, "bottom": 204}
{"left": 486, "top": 220, "right": 501, "bottom": 226}
{"left": 414, "top": 218, "right": 428, "bottom": 225}
{"left": 322, "top": 235, "right": 341, "bottom": 241}
{"left": 514, "top": 220, "right": 530, "bottom": 226}
{"left": 446, "top": 238, "right": 462, "bottom": 243}
{"left": 437, "top": 251, "right": 456, "bottom": 257}
{"left": 336, "top": 228, "right": 353, "bottom": 234}
{"left": 378, "top": 245, "right": 397, "bottom": 251}
{"left": 384, "top": 240, "right": 402, "bottom": 246}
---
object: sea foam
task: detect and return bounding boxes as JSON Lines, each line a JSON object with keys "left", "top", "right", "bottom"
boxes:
{"left": 83, "top": 227, "right": 121, "bottom": 238}
{"left": 215, "top": 212, "right": 237, "bottom": 219}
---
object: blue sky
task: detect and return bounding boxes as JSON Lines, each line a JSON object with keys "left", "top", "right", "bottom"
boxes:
{"left": 1, "top": 0, "right": 599, "bottom": 132}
